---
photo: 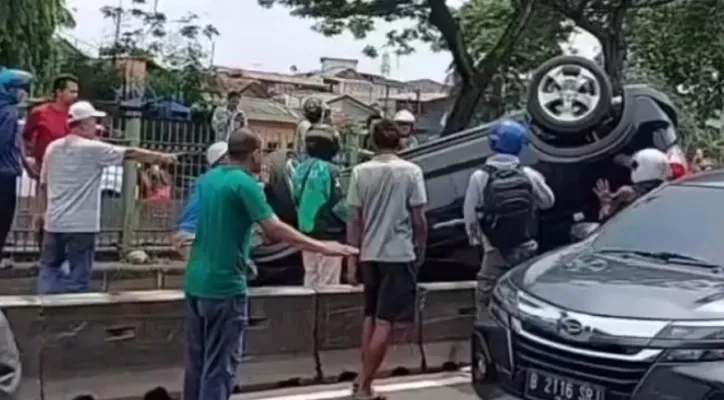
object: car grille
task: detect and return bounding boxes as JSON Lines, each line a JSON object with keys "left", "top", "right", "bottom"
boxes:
{"left": 513, "top": 332, "right": 652, "bottom": 399}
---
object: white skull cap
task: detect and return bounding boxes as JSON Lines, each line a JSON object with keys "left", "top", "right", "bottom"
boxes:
{"left": 206, "top": 141, "right": 228, "bottom": 166}
{"left": 393, "top": 109, "right": 415, "bottom": 123}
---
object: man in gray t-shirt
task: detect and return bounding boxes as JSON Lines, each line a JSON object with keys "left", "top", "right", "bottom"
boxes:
{"left": 345, "top": 119, "right": 428, "bottom": 400}
{"left": 37, "top": 101, "right": 176, "bottom": 294}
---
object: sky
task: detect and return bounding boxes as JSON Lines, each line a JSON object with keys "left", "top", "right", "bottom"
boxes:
{"left": 63, "top": 0, "right": 600, "bottom": 83}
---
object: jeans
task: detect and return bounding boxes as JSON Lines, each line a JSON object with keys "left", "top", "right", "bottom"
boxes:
{"left": 184, "top": 295, "right": 248, "bottom": 400}
{"left": 37, "top": 232, "right": 96, "bottom": 294}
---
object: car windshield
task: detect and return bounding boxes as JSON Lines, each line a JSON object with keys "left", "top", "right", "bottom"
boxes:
{"left": 591, "top": 185, "right": 724, "bottom": 266}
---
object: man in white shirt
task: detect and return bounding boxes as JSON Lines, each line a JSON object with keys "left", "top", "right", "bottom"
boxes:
{"left": 211, "top": 91, "right": 247, "bottom": 142}
{"left": 37, "top": 101, "right": 177, "bottom": 294}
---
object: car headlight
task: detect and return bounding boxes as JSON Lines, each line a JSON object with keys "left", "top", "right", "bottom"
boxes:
{"left": 492, "top": 277, "right": 519, "bottom": 311}
{"left": 657, "top": 323, "right": 724, "bottom": 362}
{"left": 489, "top": 277, "right": 519, "bottom": 327}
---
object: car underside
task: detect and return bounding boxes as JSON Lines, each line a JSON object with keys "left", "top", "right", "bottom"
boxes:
{"left": 250, "top": 55, "right": 688, "bottom": 286}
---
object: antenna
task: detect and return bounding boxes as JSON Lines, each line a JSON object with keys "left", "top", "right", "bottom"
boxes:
{"left": 380, "top": 51, "right": 390, "bottom": 77}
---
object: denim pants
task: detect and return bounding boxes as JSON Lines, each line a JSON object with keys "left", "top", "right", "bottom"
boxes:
{"left": 184, "top": 295, "right": 248, "bottom": 400}
{"left": 476, "top": 241, "right": 537, "bottom": 320}
{"left": 37, "top": 232, "right": 96, "bottom": 294}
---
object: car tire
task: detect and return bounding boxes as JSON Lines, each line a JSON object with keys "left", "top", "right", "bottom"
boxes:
{"left": 527, "top": 55, "right": 613, "bottom": 134}
{"left": 529, "top": 87, "right": 636, "bottom": 163}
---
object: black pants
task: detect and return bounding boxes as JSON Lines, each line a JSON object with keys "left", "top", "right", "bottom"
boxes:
{"left": 362, "top": 261, "right": 417, "bottom": 324}
{"left": 0, "top": 175, "right": 17, "bottom": 257}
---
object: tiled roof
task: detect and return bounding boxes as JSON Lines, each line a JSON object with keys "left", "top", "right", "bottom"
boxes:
{"left": 381, "top": 92, "right": 449, "bottom": 102}
{"left": 216, "top": 66, "right": 327, "bottom": 88}
{"left": 239, "top": 97, "right": 299, "bottom": 124}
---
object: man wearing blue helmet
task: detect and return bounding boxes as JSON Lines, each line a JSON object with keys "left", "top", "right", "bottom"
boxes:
{"left": 463, "top": 119, "right": 555, "bottom": 318}
{"left": 0, "top": 68, "right": 32, "bottom": 266}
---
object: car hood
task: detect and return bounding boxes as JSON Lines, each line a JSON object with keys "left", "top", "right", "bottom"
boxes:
{"left": 508, "top": 241, "right": 724, "bottom": 320}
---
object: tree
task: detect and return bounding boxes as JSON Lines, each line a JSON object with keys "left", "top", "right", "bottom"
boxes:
{"left": 97, "top": 0, "right": 220, "bottom": 105}
{"left": 0, "top": 0, "right": 76, "bottom": 94}
{"left": 629, "top": 0, "right": 724, "bottom": 126}
{"left": 543, "top": 0, "right": 676, "bottom": 92}
{"left": 458, "top": 0, "right": 570, "bottom": 122}
{"left": 258, "top": 0, "right": 540, "bottom": 135}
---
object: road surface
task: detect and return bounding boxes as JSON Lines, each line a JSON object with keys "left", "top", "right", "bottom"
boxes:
{"left": 235, "top": 370, "right": 475, "bottom": 400}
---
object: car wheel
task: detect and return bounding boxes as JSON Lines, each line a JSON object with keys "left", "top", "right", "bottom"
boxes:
{"left": 529, "top": 88, "right": 636, "bottom": 163}
{"left": 527, "top": 55, "right": 612, "bottom": 134}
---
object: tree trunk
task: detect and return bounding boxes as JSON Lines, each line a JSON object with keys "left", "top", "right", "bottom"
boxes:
{"left": 441, "top": 0, "right": 538, "bottom": 135}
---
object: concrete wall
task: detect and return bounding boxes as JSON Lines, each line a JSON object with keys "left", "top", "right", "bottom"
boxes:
{"left": 7, "top": 282, "right": 476, "bottom": 400}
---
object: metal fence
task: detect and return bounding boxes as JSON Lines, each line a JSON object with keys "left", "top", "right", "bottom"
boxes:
{"left": 7, "top": 113, "right": 289, "bottom": 259}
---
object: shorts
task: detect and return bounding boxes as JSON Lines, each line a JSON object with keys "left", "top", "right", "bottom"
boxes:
{"left": 362, "top": 261, "right": 417, "bottom": 324}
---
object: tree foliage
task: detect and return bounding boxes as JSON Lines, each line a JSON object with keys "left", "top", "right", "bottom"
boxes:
{"left": 97, "top": 0, "right": 220, "bottom": 105}
{"left": 0, "top": 0, "right": 76, "bottom": 94}
{"left": 458, "top": 0, "right": 570, "bottom": 121}
{"left": 258, "top": 0, "right": 546, "bottom": 134}
{"left": 629, "top": 0, "right": 724, "bottom": 125}
{"left": 543, "top": 0, "right": 676, "bottom": 92}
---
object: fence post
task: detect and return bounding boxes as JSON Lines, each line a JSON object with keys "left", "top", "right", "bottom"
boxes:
{"left": 120, "top": 105, "right": 142, "bottom": 254}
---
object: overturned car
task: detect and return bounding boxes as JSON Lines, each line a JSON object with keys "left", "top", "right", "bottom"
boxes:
{"left": 250, "top": 55, "right": 688, "bottom": 286}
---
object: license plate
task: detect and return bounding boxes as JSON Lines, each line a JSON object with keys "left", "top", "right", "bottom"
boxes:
{"left": 524, "top": 369, "right": 605, "bottom": 400}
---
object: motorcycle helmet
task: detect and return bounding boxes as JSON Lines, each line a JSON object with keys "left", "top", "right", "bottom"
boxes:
{"left": 630, "top": 148, "right": 669, "bottom": 183}
{"left": 301, "top": 96, "right": 327, "bottom": 123}
{"left": 490, "top": 120, "right": 529, "bottom": 156}
{"left": 393, "top": 109, "right": 416, "bottom": 124}
{"left": 0, "top": 68, "right": 32, "bottom": 103}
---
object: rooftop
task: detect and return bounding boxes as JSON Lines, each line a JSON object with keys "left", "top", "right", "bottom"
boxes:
{"left": 239, "top": 97, "right": 299, "bottom": 124}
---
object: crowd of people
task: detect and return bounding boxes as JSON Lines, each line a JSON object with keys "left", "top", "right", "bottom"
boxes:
{"left": 0, "top": 67, "right": 689, "bottom": 399}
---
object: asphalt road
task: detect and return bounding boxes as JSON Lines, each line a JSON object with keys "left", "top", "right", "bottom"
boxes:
{"left": 235, "top": 371, "right": 476, "bottom": 400}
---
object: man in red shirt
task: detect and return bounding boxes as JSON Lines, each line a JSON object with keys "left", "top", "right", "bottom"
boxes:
{"left": 22, "top": 74, "right": 79, "bottom": 178}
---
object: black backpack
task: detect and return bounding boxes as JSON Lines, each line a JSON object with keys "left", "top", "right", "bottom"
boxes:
{"left": 477, "top": 165, "right": 538, "bottom": 253}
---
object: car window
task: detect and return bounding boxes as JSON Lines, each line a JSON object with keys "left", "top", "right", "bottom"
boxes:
{"left": 591, "top": 185, "right": 724, "bottom": 262}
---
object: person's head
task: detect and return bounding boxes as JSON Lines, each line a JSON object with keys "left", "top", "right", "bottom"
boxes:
{"left": 371, "top": 118, "right": 401, "bottom": 152}
{"left": 68, "top": 101, "right": 106, "bottom": 138}
{"left": 305, "top": 127, "right": 340, "bottom": 161}
{"left": 206, "top": 141, "right": 229, "bottom": 167}
{"left": 227, "top": 91, "right": 241, "bottom": 110}
{"left": 227, "top": 128, "right": 264, "bottom": 174}
{"left": 490, "top": 120, "right": 529, "bottom": 156}
{"left": 630, "top": 148, "right": 670, "bottom": 183}
{"left": 393, "top": 109, "right": 416, "bottom": 136}
{"left": 302, "top": 96, "right": 326, "bottom": 124}
{"left": 0, "top": 68, "right": 32, "bottom": 104}
{"left": 52, "top": 74, "right": 79, "bottom": 106}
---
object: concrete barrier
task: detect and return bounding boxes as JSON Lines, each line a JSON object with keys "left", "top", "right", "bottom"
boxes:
{"left": 0, "top": 263, "right": 187, "bottom": 295}
{"left": 3, "top": 282, "right": 477, "bottom": 400}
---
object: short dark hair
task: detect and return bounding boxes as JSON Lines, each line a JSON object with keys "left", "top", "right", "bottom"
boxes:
{"left": 306, "top": 137, "right": 338, "bottom": 161}
{"left": 52, "top": 74, "right": 78, "bottom": 94}
{"left": 228, "top": 91, "right": 241, "bottom": 99}
{"left": 228, "top": 128, "right": 261, "bottom": 160}
{"left": 371, "top": 118, "right": 401, "bottom": 151}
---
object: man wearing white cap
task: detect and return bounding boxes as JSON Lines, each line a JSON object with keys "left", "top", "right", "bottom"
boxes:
{"left": 174, "top": 141, "right": 229, "bottom": 260}
{"left": 393, "top": 109, "right": 419, "bottom": 150}
{"left": 36, "top": 100, "right": 178, "bottom": 294}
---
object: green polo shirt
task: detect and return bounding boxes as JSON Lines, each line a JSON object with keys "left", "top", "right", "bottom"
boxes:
{"left": 185, "top": 166, "right": 274, "bottom": 298}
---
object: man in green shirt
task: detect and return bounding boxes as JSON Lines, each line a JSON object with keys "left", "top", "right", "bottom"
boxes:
{"left": 183, "top": 128, "right": 358, "bottom": 400}
{"left": 293, "top": 125, "right": 348, "bottom": 286}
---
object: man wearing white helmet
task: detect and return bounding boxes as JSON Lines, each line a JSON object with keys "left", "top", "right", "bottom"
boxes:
{"left": 174, "top": 141, "right": 229, "bottom": 260}
{"left": 594, "top": 148, "right": 670, "bottom": 221}
{"left": 393, "top": 109, "right": 418, "bottom": 150}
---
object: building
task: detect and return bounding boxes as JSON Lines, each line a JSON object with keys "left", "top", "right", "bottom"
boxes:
{"left": 298, "top": 57, "right": 407, "bottom": 105}
{"left": 215, "top": 66, "right": 329, "bottom": 96}
{"left": 404, "top": 79, "right": 451, "bottom": 94}
{"left": 215, "top": 70, "right": 301, "bottom": 151}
